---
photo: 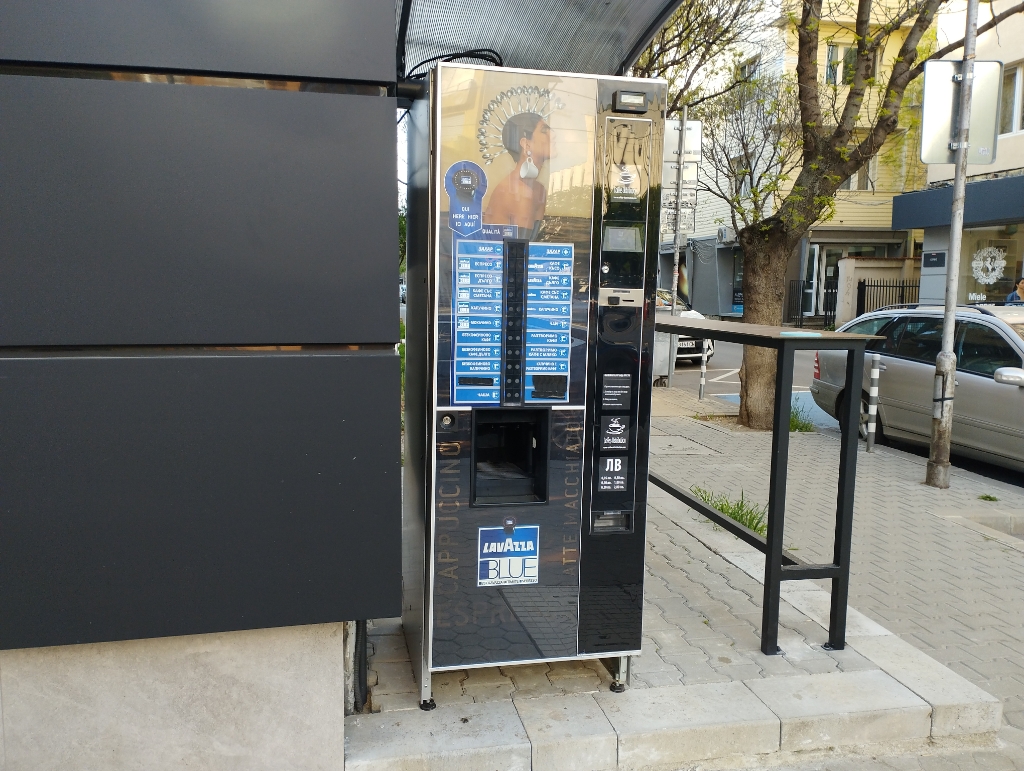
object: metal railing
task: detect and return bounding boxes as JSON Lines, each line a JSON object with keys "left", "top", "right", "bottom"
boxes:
{"left": 856, "top": 279, "right": 919, "bottom": 317}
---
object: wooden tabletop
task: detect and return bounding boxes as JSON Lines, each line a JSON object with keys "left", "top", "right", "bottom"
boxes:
{"left": 654, "top": 313, "right": 879, "bottom": 349}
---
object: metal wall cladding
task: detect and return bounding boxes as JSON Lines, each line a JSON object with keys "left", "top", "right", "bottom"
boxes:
{"left": 0, "top": 75, "right": 398, "bottom": 346}
{"left": 0, "top": 0, "right": 394, "bottom": 82}
{"left": 0, "top": 351, "right": 402, "bottom": 650}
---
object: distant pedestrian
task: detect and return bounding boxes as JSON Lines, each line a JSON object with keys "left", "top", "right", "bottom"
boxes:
{"left": 1008, "top": 276, "right": 1024, "bottom": 303}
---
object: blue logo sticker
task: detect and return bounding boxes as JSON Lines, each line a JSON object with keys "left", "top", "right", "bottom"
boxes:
{"left": 444, "top": 162, "right": 487, "bottom": 237}
{"left": 477, "top": 526, "right": 540, "bottom": 586}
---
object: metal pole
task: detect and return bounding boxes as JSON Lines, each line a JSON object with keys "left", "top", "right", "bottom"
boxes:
{"left": 865, "top": 353, "right": 880, "bottom": 452}
{"left": 826, "top": 345, "right": 865, "bottom": 651}
{"left": 698, "top": 339, "right": 708, "bottom": 400}
{"left": 667, "top": 105, "right": 686, "bottom": 389}
{"left": 761, "top": 342, "right": 794, "bottom": 656}
{"left": 926, "top": 0, "right": 979, "bottom": 489}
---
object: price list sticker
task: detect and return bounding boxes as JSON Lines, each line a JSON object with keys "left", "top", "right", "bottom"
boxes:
{"left": 525, "top": 243, "right": 574, "bottom": 402}
{"left": 453, "top": 240, "right": 503, "bottom": 404}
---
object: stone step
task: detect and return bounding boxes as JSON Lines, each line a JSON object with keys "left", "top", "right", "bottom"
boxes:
{"left": 345, "top": 667, "right": 986, "bottom": 770}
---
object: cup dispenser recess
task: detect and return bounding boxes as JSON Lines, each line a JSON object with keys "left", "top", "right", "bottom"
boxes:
{"left": 403, "top": 63, "right": 666, "bottom": 707}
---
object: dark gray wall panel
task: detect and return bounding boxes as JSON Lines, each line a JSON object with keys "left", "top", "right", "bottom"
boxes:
{"left": 0, "top": 0, "right": 394, "bottom": 82}
{"left": 0, "top": 75, "right": 398, "bottom": 346}
{"left": 0, "top": 350, "right": 401, "bottom": 649}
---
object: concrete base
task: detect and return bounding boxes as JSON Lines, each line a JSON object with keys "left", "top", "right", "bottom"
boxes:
{"left": 345, "top": 701, "right": 530, "bottom": 771}
{"left": 849, "top": 635, "right": 1002, "bottom": 737}
{"left": 514, "top": 693, "right": 617, "bottom": 771}
{"left": 745, "top": 670, "right": 931, "bottom": 751}
{"left": 595, "top": 682, "right": 779, "bottom": 769}
{"left": 0, "top": 623, "right": 346, "bottom": 771}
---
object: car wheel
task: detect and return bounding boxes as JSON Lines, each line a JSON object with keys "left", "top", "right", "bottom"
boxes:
{"left": 838, "top": 391, "right": 884, "bottom": 444}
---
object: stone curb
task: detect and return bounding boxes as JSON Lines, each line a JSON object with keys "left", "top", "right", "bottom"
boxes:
{"left": 345, "top": 700, "right": 530, "bottom": 771}
{"left": 345, "top": 665, "right": 966, "bottom": 770}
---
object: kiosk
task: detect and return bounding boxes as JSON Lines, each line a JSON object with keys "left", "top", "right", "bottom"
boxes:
{"left": 404, "top": 63, "right": 667, "bottom": 706}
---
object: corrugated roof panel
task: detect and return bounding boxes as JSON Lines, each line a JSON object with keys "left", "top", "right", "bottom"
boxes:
{"left": 399, "top": 0, "right": 683, "bottom": 77}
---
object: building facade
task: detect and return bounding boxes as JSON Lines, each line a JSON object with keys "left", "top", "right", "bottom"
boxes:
{"left": 892, "top": 0, "right": 1024, "bottom": 304}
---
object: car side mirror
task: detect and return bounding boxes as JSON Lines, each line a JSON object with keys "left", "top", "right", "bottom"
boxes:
{"left": 993, "top": 367, "right": 1024, "bottom": 387}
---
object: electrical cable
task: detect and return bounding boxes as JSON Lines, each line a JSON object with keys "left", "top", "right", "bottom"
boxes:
{"left": 354, "top": 620, "right": 368, "bottom": 711}
{"left": 406, "top": 48, "right": 503, "bottom": 79}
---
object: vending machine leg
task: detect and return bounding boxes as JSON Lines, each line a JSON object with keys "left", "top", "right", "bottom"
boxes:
{"left": 419, "top": 670, "right": 435, "bottom": 710}
{"left": 610, "top": 655, "right": 631, "bottom": 692}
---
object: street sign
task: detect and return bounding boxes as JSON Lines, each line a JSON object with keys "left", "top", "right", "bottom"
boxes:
{"left": 662, "top": 161, "right": 698, "bottom": 186}
{"left": 660, "top": 207, "right": 694, "bottom": 236}
{"left": 661, "top": 188, "right": 697, "bottom": 210}
{"left": 921, "top": 60, "right": 1002, "bottom": 165}
{"left": 664, "top": 120, "right": 702, "bottom": 162}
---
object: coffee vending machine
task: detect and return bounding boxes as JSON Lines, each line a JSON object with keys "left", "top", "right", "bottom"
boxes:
{"left": 404, "top": 63, "right": 666, "bottom": 707}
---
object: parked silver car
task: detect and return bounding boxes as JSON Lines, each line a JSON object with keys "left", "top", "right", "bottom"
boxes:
{"left": 810, "top": 304, "right": 1024, "bottom": 471}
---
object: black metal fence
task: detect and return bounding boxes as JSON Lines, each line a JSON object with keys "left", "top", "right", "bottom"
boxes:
{"left": 822, "top": 280, "right": 838, "bottom": 327}
{"left": 856, "top": 278, "right": 919, "bottom": 316}
{"left": 786, "top": 279, "right": 838, "bottom": 328}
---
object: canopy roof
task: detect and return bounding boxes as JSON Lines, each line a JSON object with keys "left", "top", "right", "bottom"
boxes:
{"left": 397, "top": 0, "right": 684, "bottom": 79}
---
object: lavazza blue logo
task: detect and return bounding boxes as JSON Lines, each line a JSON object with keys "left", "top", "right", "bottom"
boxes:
{"left": 477, "top": 526, "right": 540, "bottom": 587}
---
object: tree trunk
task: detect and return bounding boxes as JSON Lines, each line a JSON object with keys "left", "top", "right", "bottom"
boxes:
{"left": 737, "top": 223, "right": 793, "bottom": 429}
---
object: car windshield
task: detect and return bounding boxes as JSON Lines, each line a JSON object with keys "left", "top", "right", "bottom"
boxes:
{"left": 842, "top": 316, "right": 892, "bottom": 336}
{"left": 1011, "top": 323, "right": 1024, "bottom": 341}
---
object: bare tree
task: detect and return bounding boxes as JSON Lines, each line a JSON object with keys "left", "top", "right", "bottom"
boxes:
{"left": 632, "top": 0, "right": 769, "bottom": 113}
{"left": 697, "top": 73, "right": 803, "bottom": 236}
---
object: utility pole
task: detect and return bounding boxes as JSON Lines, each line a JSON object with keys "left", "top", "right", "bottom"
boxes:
{"left": 926, "top": 0, "right": 980, "bottom": 488}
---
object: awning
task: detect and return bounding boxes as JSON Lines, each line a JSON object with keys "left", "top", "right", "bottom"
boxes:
{"left": 891, "top": 175, "right": 1024, "bottom": 230}
{"left": 396, "top": 0, "right": 685, "bottom": 78}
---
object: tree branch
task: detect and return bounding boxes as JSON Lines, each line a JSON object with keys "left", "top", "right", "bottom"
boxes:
{"left": 909, "top": 0, "right": 1024, "bottom": 79}
{"left": 796, "top": 0, "right": 825, "bottom": 164}
{"left": 833, "top": 0, "right": 877, "bottom": 147}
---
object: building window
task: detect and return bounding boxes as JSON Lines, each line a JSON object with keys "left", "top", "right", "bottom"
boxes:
{"left": 730, "top": 156, "right": 752, "bottom": 198}
{"left": 838, "top": 157, "right": 877, "bottom": 191}
{"left": 739, "top": 56, "right": 760, "bottom": 81}
{"left": 1000, "top": 63, "right": 1024, "bottom": 135}
{"left": 826, "top": 45, "right": 875, "bottom": 86}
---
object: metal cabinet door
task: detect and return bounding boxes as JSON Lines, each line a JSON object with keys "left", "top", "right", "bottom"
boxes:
{"left": 953, "top": 321, "right": 1024, "bottom": 461}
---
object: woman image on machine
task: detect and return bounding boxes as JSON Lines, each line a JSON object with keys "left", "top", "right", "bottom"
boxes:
{"left": 483, "top": 112, "right": 552, "bottom": 233}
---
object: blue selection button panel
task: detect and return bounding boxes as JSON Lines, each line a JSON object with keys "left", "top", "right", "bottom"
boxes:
{"left": 452, "top": 240, "right": 574, "bottom": 406}
{"left": 453, "top": 240, "right": 503, "bottom": 405}
{"left": 524, "top": 243, "right": 573, "bottom": 402}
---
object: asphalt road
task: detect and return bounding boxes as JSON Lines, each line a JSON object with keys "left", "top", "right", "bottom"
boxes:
{"left": 665, "top": 341, "right": 1023, "bottom": 490}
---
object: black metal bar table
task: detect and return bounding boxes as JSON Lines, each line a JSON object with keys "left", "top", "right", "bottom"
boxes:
{"left": 650, "top": 314, "right": 874, "bottom": 655}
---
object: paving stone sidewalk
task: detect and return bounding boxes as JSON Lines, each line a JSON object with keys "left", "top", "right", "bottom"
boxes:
{"left": 360, "top": 387, "right": 1023, "bottom": 769}
{"left": 366, "top": 505, "right": 878, "bottom": 713}
{"left": 645, "top": 386, "right": 1024, "bottom": 769}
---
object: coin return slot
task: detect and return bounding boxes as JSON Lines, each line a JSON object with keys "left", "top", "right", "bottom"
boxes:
{"left": 592, "top": 509, "right": 633, "bottom": 534}
{"left": 472, "top": 409, "right": 548, "bottom": 505}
